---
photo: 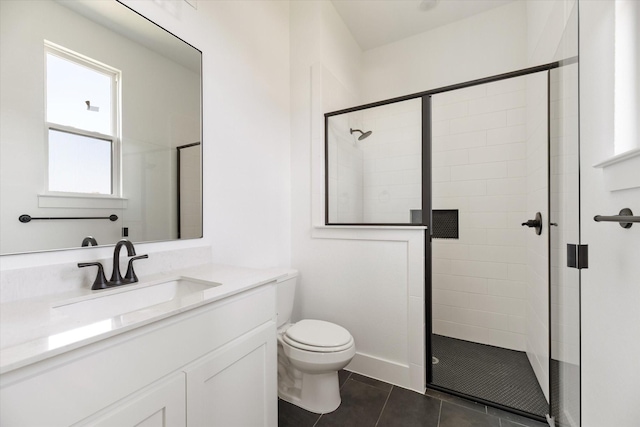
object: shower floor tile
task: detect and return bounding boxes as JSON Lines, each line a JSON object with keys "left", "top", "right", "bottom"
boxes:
{"left": 431, "top": 334, "right": 549, "bottom": 417}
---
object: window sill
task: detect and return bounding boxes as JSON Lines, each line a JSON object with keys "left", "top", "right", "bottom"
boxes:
{"left": 38, "top": 194, "right": 128, "bottom": 209}
{"left": 593, "top": 147, "right": 640, "bottom": 191}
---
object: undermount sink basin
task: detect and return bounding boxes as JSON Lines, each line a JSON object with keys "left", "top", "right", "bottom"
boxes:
{"left": 53, "top": 278, "right": 221, "bottom": 321}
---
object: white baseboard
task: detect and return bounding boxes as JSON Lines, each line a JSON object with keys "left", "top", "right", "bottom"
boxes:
{"left": 345, "top": 352, "right": 423, "bottom": 393}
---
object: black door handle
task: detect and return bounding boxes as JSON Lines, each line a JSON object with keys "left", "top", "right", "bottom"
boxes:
{"left": 521, "top": 212, "right": 542, "bottom": 235}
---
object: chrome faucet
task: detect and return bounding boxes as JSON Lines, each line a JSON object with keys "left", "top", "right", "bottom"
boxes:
{"left": 109, "top": 239, "right": 137, "bottom": 286}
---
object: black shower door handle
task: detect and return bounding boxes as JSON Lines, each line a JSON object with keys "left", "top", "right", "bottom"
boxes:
{"left": 521, "top": 212, "right": 542, "bottom": 235}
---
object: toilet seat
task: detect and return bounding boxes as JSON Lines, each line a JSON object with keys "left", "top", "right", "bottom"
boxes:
{"left": 283, "top": 319, "right": 354, "bottom": 353}
{"left": 283, "top": 334, "right": 354, "bottom": 353}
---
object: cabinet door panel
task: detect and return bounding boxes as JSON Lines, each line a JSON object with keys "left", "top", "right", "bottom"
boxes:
{"left": 77, "top": 373, "right": 186, "bottom": 427}
{"left": 186, "top": 323, "right": 276, "bottom": 427}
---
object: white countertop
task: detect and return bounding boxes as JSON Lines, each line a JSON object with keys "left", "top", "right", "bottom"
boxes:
{"left": 0, "top": 264, "right": 289, "bottom": 374}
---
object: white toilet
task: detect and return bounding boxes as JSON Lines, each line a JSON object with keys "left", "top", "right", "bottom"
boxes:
{"left": 276, "top": 271, "right": 356, "bottom": 414}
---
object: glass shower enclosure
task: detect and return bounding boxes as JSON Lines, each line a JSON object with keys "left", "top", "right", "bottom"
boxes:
{"left": 325, "top": 40, "right": 580, "bottom": 426}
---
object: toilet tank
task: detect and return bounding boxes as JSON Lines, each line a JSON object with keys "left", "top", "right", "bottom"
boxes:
{"left": 276, "top": 270, "right": 298, "bottom": 328}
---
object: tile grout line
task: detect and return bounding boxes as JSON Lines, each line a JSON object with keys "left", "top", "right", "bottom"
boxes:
{"left": 312, "top": 413, "right": 322, "bottom": 427}
{"left": 339, "top": 371, "right": 352, "bottom": 390}
{"left": 349, "top": 377, "right": 393, "bottom": 394}
{"left": 429, "top": 389, "right": 490, "bottom": 417}
{"left": 373, "top": 385, "right": 393, "bottom": 427}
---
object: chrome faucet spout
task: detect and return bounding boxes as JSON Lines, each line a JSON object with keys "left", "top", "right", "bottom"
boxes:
{"left": 109, "top": 239, "right": 136, "bottom": 286}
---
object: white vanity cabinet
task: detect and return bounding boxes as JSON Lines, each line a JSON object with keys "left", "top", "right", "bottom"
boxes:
{"left": 82, "top": 373, "right": 187, "bottom": 427}
{"left": 0, "top": 283, "right": 277, "bottom": 427}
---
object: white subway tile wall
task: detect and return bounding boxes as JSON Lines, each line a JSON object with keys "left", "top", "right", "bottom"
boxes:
{"left": 431, "top": 75, "right": 545, "bottom": 352}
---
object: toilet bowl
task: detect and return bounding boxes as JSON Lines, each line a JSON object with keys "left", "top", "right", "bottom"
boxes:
{"left": 276, "top": 273, "right": 356, "bottom": 414}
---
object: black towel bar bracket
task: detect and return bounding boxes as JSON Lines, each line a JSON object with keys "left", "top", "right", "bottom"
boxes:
{"left": 593, "top": 208, "right": 639, "bottom": 229}
{"left": 19, "top": 214, "right": 118, "bottom": 223}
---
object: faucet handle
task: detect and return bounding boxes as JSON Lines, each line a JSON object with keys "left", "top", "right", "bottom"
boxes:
{"left": 124, "top": 254, "right": 149, "bottom": 283}
{"left": 78, "top": 262, "right": 109, "bottom": 290}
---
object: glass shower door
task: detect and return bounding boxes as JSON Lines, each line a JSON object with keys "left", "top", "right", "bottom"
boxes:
{"left": 549, "top": 62, "right": 580, "bottom": 427}
{"left": 548, "top": 0, "right": 580, "bottom": 425}
{"left": 429, "top": 71, "right": 551, "bottom": 419}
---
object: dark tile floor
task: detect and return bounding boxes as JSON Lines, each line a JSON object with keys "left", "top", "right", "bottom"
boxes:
{"left": 279, "top": 370, "right": 548, "bottom": 427}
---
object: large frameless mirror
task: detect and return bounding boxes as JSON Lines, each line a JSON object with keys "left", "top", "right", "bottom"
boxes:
{"left": 0, "top": 0, "right": 202, "bottom": 254}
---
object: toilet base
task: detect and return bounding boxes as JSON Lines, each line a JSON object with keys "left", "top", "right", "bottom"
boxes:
{"left": 278, "top": 371, "right": 341, "bottom": 414}
{"left": 276, "top": 322, "right": 355, "bottom": 414}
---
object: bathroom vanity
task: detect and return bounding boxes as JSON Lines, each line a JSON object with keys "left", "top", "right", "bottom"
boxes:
{"left": 0, "top": 264, "right": 285, "bottom": 426}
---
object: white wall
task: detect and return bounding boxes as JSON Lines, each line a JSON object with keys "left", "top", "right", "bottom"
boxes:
{"left": 362, "top": 1, "right": 528, "bottom": 102}
{"left": 580, "top": 2, "right": 640, "bottom": 426}
{"left": 177, "top": 0, "right": 291, "bottom": 269}
{"left": 1, "top": 0, "right": 291, "bottom": 273}
{"left": 526, "top": 0, "right": 577, "bottom": 66}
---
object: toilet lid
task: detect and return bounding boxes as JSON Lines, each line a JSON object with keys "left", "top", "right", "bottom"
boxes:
{"left": 285, "top": 319, "right": 352, "bottom": 348}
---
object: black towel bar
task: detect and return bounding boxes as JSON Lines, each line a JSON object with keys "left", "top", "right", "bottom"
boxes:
{"left": 19, "top": 214, "right": 118, "bottom": 223}
{"left": 593, "top": 208, "right": 639, "bottom": 229}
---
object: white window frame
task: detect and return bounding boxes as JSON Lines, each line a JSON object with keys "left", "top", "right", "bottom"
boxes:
{"left": 44, "top": 41, "right": 122, "bottom": 199}
{"left": 614, "top": 0, "right": 639, "bottom": 156}
{"left": 592, "top": 1, "right": 640, "bottom": 191}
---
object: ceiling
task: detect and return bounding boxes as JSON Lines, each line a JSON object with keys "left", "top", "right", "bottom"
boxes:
{"left": 59, "top": 0, "right": 201, "bottom": 73}
{"left": 330, "top": 0, "right": 516, "bottom": 51}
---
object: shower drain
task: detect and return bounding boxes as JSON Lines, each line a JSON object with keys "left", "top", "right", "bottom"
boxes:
{"left": 432, "top": 357, "right": 439, "bottom": 364}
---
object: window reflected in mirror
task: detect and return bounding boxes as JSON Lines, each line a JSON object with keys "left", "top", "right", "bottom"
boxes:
{"left": 46, "top": 43, "right": 119, "bottom": 196}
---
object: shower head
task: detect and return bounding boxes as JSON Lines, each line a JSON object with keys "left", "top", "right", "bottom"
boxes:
{"left": 350, "top": 128, "right": 373, "bottom": 141}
